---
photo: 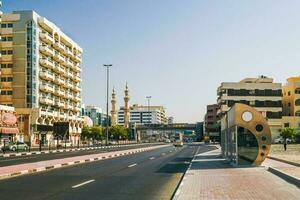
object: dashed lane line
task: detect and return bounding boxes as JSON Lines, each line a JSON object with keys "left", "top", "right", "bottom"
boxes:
{"left": 72, "top": 179, "right": 95, "bottom": 188}
{"left": 128, "top": 163, "right": 137, "bottom": 168}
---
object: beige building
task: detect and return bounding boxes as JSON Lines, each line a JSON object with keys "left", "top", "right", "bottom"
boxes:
{"left": 282, "top": 77, "right": 300, "bottom": 130}
{"left": 217, "top": 76, "right": 282, "bottom": 141}
{"left": 0, "top": 11, "right": 83, "bottom": 146}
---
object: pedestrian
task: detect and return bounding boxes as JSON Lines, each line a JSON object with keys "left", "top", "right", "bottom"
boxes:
{"left": 283, "top": 138, "right": 287, "bottom": 151}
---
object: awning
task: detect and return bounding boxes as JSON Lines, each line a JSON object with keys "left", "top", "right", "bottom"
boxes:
{"left": 0, "top": 127, "right": 19, "bottom": 134}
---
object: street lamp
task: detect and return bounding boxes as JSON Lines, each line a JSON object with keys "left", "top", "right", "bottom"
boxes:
{"left": 103, "top": 64, "right": 112, "bottom": 146}
{"left": 146, "top": 96, "right": 151, "bottom": 124}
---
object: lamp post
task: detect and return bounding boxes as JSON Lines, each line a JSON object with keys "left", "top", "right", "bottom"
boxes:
{"left": 146, "top": 96, "right": 151, "bottom": 124}
{"left": 103, "top": 64, "right": 112, "bottom": 146}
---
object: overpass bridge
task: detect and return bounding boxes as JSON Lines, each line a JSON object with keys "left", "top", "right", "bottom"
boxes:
{"left": 133, "top": 123, "right": 201, "bottom": 142}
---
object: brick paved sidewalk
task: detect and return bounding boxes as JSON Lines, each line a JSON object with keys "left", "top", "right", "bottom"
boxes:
{"left": 173, "top": 148, "right": 300, "bottom": 200}
{"left": 0, "top": 144, "right": 170, "bottom": 180}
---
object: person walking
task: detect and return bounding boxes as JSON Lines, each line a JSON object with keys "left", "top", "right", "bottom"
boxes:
{"left": 283, "top": 138, "right": 287, "bottom": 151}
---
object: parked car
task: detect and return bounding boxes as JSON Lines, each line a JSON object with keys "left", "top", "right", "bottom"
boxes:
{"left": 1, "top": 142, "right": 29, "bottom": 151}
{"left": 274, "top": 137, "right": 292, "bottom": 144}
{"left": 164, "top": 139, "right": 171, "bottom": 143}
{"left": 58, "top": 140, "right": 72, "bottom": 147}
{"left": 108, "top": 141, "right": 118, "bottom": 145}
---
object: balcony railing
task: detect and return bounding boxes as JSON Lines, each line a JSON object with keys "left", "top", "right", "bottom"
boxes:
{"left": 40, "top": 58, "right": 54, "bottom": 69}
{"left": 39, "top": 32, "right": 54, "bottom": 44}
{"left": 39, "top": 45, "right": 54, "bottom": 56}
{"left": 53, "top": 42, "right": 65, "bottom": 52}
{"left": 39, "top": 71, "right": 54, "bottom": 81}
{"left": 39, "top": 84, "right": 54, "bottom": 93}
{"left": 53, "top": 53, "right": 65, "bottom": 63}
{"left": 39, "top": 97, "right": 54, "bottom": 105}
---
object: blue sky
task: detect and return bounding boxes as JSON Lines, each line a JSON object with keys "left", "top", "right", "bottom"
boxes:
{"left": 4, "top": 0, "right": 300, "bottom": 122}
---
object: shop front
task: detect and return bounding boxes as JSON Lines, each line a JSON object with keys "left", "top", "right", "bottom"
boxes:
{"left": 0, "top": 105, "right": 19, "bottom": 147}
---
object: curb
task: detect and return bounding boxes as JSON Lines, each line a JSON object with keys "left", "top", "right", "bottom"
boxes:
{"left": 0, "top": 144, "right": 169, "bottom": 180}
{"left": 267, "top": 167, "right": 300, "bottom": 188}
{"left": 0, "top": 143, "right": 158, "bottom": 158}
{"left": 267, "top": 156, "right": 300, "bottom": 167}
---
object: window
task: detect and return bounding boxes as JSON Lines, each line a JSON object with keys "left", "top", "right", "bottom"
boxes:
{"left": 1, "top": 77, "right": 13, "bottom": 82}
{"left": 1, "top": 24, "right": 6, "bottom": 28}
{"left": 1, "top": 63, "right": 13, "bottom": 68}
{"left": 288, "top": 91, "right": 291, "bottom": 96}
{"left": 249, "top": 101, "right": 255, "bottom": 106}
{"left": 7, "top": 23, "right": 13, "bottom": 28}
{"left": 1, "top": 90, "right": 13, "bottom": 95}
{"left": 1, "top": 50, "right": 13, "bottom": 55}
{"left": 284, "top": 123, "right": 290, "bottom": 128}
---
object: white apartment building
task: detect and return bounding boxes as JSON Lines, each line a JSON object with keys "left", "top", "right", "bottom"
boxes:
{"left": 117, "top": 104, "right": 167, "bottom": 125}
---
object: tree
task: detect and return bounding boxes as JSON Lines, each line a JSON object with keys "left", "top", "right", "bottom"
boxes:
{"left": 90, "top": 126, "right": 103, "bottom": 141}
{"left": 109, "top": 125, "right": 129, "bottom": 140}
{"left": 81, "top": 126, "right": 91, "bottom": 140}
{"left": 280, "top": 127, "right": 296, "bottom": 139}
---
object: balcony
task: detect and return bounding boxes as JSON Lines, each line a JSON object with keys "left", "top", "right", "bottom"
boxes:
{"left": 0, "top": 55, "right": 13, "bottom": 62}
{"left": 57, "top": 90, "right": 65, "bottom": 97}
{"left": 53, "top": 42, "right": 65, "bottom": 52}
{"left": 0, "top": 41, "right": 13, "bottom": 48}
{"left": 39, "top": 45, "right": 54, "bottom": 56}
{"left": 53, "top": 53, "right": 65, "bottom": 63}
{"left": 73, "top": 64, "right": 81, "bottom": 72}
{"left": 65, "top": 59, "right": 73, "bottom": 67}
{"left": 0, "top": 95, "right": 13, "bottom": 102}
{"left": 74, "top": 96, "right": 81, "bottom": 102}
{"left": 64, "top": 104, "right": 73, "bottom": 110}
{"left": 40, "top": 84, "right": 54, "bottom": 93}
{"left": 66, "top": 48, "right": 73, "bottom": 57}
{"left": 54, "top": 101, "right": 64, "bottom": 108}
{"left": 73, "top": 54, "right": 82, "bottom": 63}
{"left": 66, "top": 82, "right": 73, "bottom": 89}
{"left": 40, "top": 58, "right": 54, "bottom": 69}
{"left": 73, "top": 76, "right": 81, "bottom": 83}
{"left": 57, "top": 77, "right": 65, "bottom": 85}
{"left": 39, "top": 32, "right": 54, "bottom": 44}
{"left": 0, "top": 28, "right": 13, "bottom": 35}
{"left": 66, "top": 93, "right": 73, "bottom": 99}
{"left": 66, "top": 71, "right": 73, "bottom": 78}
{"left": 39, "top": 97, "right": 54, "bottom": 105}
{"left": 74, "top": 86, "right": 81, "bottom": 92}
{"left": 39, "top": 71, "right": 54, "bottom": 81}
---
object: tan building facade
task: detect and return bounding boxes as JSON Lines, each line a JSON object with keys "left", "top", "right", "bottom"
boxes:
{"left": 282, "top": 77, "right": 300, "bottom": 130}
{"left": 0, "top": 11, "right": 83, "bottom": 146}
{"left": 217, "top": 76, "right": 283, "bottom": 141}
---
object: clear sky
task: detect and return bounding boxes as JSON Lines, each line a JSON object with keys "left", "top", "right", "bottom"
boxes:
{"left": 4, "top": 0, "right": 300, "bottom": 123}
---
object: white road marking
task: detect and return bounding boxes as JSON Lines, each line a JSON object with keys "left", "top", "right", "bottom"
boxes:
{"left": 128, "top": 163, "right": 137, "bottom": 168}
{"left": 149, "top": 157, "right": 155, "bottom": 160}
{"left": 72, "top": 179, "right": 95, "bottom": 188}
{"left": 162, "top": 153, "right": 166, "bottom": 155}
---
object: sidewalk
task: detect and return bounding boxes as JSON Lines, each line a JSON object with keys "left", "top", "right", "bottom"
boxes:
{"left": 0, "top": 144, "right": 170, "bottom": 180}
{"left": 263, "top": 157, "right": 300, "bottom": 186}
{"left": 173, "top": 148, "right": 300, "bottom": 200}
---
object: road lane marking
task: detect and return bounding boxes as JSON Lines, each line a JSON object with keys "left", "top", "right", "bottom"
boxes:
{"left": 149, "top": 157, "right": 155, "bottom": 160}
{"left": 162, "top": 153, "right": 166, "bottom": 155}
{"left": 128, "top": 163, "right": 137, "bottom": 168}
{"left": 72, "top": 179, "right": 95, "bottom": 188}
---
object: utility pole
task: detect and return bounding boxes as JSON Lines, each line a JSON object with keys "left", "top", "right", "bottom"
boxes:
{"left": 103, "top": 64, "right": 112, "bottom": 146}
{"left": 146, "top": 96, "right": 151, "bottom": 124}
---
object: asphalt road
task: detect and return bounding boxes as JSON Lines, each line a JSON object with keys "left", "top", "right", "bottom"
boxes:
{"left": 0, "top": 143, "right": 160, "bottom": 167}
{"left": 0, "top": 143, "right": 215, "bottom": 200}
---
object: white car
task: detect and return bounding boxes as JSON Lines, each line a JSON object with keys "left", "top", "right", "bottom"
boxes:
{"left": 274, "top": 137, "right": 292, "bottom": 144}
